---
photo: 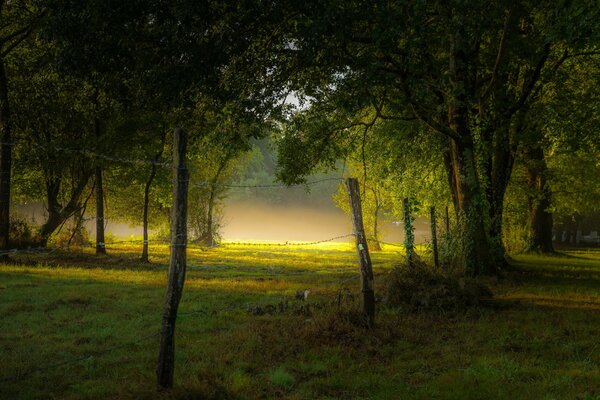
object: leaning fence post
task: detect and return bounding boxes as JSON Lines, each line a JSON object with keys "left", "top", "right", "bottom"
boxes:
{"left": 403, "top": 197, "right": 415, "bottom": 266}
{"left": 430, "top": 206, "right": 440, "bottom": 268}
{"left": 157, "top": 128, "right": 189, "bottom": 390}
{"left": 346, "top": 178, "right": 375, "bottom": 328}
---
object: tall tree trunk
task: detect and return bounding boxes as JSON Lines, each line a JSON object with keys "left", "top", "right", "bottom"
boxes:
{"left": 141, "top": 132, "right": 166, "bottom": 262}
{"left": 442, "top": 139, "right": 461, "bottom": 220}
{"left": 446, "top": 24, "right": 495, "bottom": 275}
{"left": 205, "top": 184, "right": 215, "bottom": 247}
{"left": 95, "top": 165, "right": 106, "bottom": 254}
{"left": 448, "top": 137, "right": 494, "bottom": 275}
{"left": 369, "top": 187, "right": 382, "bottom": 251}
{"left": 201, "top": 151, "right": 232, "bottom": 246}
{"left": 141, "top": 161, "right": 157, "bottom": 262}
{"left": 486, "top": 126, "right": 514, "bottom": 264}
{"left": 524, "top": 145, "right": 554, "bottom": 253}
{"left": 0, "top": 57, "right": 12, "bottom": 256}
{"left": 94, "top": 114, "right": 106, "bottom": 254}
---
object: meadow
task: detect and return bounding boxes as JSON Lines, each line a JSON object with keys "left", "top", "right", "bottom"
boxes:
{"left": 1, "top": 242, "right": 599, "bottom": 399}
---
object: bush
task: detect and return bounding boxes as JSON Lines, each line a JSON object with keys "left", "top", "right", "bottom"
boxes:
{"left": 437, "top": 225, "right": 466, "bottom": 271}
{"left": 50, "top": 219, "right": 92, "bottom": 248}
{"left": 385, "top": 264, "right": 492, "bottom": 311}
{"left": 502, "top": 223, "right": 531, "bottom": 254}
{"left": 9, "top": 217, "right": 39, "bottom": 248}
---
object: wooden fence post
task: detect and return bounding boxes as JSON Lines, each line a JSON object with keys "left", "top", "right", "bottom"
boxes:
{"left": 157, "top": 128, "right": 189, "bottom": 390}
{"left": 346, "top": 178, "right": 375, "bottom": 328}
{"left": 403, "top": 197, "right": 414, "bottom": 266}
{"left": 430, "top": 206, "right": 440, "bottom": 268}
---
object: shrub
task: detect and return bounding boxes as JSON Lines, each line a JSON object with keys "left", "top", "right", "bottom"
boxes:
{"left": 385, "top": 264, "right": 492, "bottom": 311}
{"left": 50, "top": 219, "right": 92, "bottom": 248}
{"left": 9, "top": 216, "right": 39, "bottom": 248}
{"left": 502, "top": 222, "right": 531, "bottom": 254}
{"left": 437, "top": 225, "right": 466, "bottom": 271}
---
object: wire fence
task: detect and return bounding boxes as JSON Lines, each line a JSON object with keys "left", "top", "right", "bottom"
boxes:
{"left": 0, "top": 228, "right": 409, "bottom": 384}
{"left": 191, "top": 177, "right": 344, "bottom": 189}
{"left": 0, "top": 234, "right": 410, "bottom": 257}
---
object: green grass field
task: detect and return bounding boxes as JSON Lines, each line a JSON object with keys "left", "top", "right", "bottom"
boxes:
{"left": 1, "top": 243, "right": 600, "bottom": 399}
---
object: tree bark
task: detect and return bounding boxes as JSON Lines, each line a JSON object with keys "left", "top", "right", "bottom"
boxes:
{"left": 201, "top": 150, "right": 232, "bottom": 246}
{"left": 524, "top": 145, "right": 554, "bottom": 253}
{"left": 204, "top": 182, "right": 216, "bottom": 247}
{"left": 0, "top": 56, "right": 12, "bottom": 256}
{"left": 94, "top": 113, "right": 106, "bottom": 254}
{"left": 95, "top": 165, "right": 106, "bottom": 254}
{"left": 141, "top": 132, "right": 166, "bottom": 262}
{"left": 485, "top": 125, "right": 514, "bottom": 265}
{"left": 141, "top": 162, "right": 157, "bottom": 262}
{"left": 369, "top": 187, "right": 382, "bottom": 251}
{"left": 447, "top": 136, "right": 495, "bottom": 275}
{"left": 39, "top": 173, "right": 92, "bottom": 246}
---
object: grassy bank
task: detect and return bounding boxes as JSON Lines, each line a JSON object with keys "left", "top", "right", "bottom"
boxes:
{"left": 1, "top": 243, "right": 599, "bottom": 399}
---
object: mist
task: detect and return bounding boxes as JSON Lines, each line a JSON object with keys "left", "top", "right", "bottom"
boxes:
{"left": 15, "top": 192, "right": 435, "bottom": 244}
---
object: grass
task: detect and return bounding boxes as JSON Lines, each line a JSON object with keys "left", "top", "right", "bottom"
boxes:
{"left": 1, "top": 242, "right": 599, "bottom": 399}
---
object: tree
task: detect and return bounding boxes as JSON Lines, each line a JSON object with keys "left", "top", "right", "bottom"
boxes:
{"left": 0, "top": 1, "right": 46, "bottom": 253}
{"left": 517, "top": 48, "right": 600, "bottom": 252}
{"left": 9, "top": 38, "right": 96, "bottom": 246}
{"left": 271, "top": 0, "right": 600, "bottom": 274}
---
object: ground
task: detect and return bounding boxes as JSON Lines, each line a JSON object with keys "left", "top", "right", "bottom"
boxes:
{"left": 1, "top": 242, "right": 599, "bottom": 399}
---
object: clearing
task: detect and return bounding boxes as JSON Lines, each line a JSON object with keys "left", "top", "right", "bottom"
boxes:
{"left": 1, "top": 243, "right": 599, "bottom": 399}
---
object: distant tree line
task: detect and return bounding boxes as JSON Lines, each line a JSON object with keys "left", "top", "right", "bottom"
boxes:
{"left": 0, "top": 1, "right": 598, "bottom": 274}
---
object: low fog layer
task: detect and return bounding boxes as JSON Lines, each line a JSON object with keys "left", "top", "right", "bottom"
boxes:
{"left": 223, "top": 199, "right": 434, "bottom": 243}
{"left": 15, "top": 198, "right": 435, "bottom": 244}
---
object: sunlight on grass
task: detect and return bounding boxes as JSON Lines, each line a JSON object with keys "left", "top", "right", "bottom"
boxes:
{"left": 1, "top": 245, "right": 599, "bottom": 399}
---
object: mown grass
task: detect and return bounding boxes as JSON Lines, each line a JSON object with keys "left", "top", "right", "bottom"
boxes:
{"left": 1, "top": 242, "right": 599, "bottom": 399}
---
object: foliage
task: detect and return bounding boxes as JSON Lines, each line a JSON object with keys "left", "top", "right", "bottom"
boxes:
{"left": 437, "top": 223, "right": 468, "bottom": 271}
{"left": 402, "top": 197, "right": 419, "bottom": 262}
{"left": 385, "top": 264, "right": 492, "bottom": 311}
{"left": 8, "top": 216, "right": 38, "bottom": 248}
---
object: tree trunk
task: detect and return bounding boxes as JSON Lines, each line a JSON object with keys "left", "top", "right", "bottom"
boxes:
{"left": 141, "top": 132, "right": 166, "bottom": 262}
{"left": 39, "top": 173, "right": 92, "bottom": 247}
{"left": 94, "top": 113, "right": 106, "bottom": 254}
{"left": 95, "top": 165, "right": 106, "bottom": 254}
{"left": 369, "top": 187, "right": 382, "bottom": 251}
{"left": 201, "top": 151, "right": 233, "bottom": 246}
{"left": 0, "top": 57, "right": 12, "bottom": 257}
{"left": 141, "top": 161, "right": 158, "bottom": 262}
{"left": 204, "top": 183, "right": 216, "bottom": 247}
{"left": 524, "top": 145, "right": 554, "bottom": 253}
{"left": 448, "top": 137, "right": 494, "bottom": 275}
{"left": 486, "top": 126, "right": 514, "bottom": 263}
{"left": 446, "top": 21, "right": 496, "bottom": 275}
{"left": 442, "top": 139, "right": 461, "bottom": 220}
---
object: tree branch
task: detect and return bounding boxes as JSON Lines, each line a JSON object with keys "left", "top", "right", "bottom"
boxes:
{"left": 505, "top": 43, "right": 551, "bottom": 118}
{"left": 481, "top": 7, "right": 512, "bottom": 100}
